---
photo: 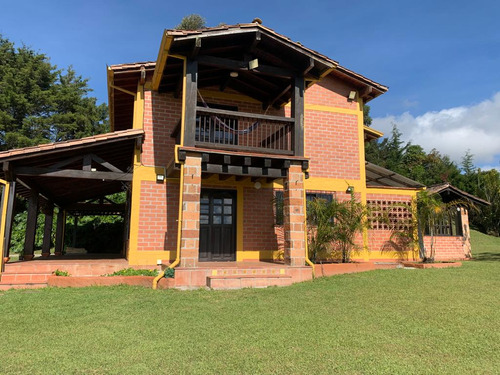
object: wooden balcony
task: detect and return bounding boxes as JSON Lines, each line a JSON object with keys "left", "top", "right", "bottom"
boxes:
{"left": 194, "top": 106, "right": 295, "bottom": 155}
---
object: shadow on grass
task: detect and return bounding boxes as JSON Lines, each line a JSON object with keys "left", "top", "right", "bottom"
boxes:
{"left": 472, "top": 252, "right": 500, "bottom": 261}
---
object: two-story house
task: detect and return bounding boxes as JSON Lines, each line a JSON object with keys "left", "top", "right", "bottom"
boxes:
{"left": 0, "top": 22, "right": 477, "bottom": 289}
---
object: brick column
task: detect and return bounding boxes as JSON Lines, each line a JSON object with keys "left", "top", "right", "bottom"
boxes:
{"left": 180, "top": 155, "right": 202, "bottom": 268}
{"left": 461, "top": 208, "right": 472, "bottom": 258}
{"left": 283, "top": 163, "right": 306, "bottom": 266}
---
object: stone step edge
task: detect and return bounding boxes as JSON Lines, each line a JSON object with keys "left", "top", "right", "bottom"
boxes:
{"left": 207, "top": 274, "right": 292, "bottom": 280}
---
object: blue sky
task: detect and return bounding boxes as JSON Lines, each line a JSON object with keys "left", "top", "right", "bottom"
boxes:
{"left": 1, "top": 0, "right": 499, "bottom": 167}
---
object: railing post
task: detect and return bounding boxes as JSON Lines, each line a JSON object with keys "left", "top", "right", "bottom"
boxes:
{"left": 183, "top": 59, "right": 198, "bottom": 147}
{"left": 292, "top": 76, "right": 305, "bottom": 157}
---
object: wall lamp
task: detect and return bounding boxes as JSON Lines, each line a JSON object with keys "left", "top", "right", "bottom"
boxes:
{"left": 156, "top": 174, "right": 165, "bottom": 183}
{"left": 346, "top": 186, "right": 354, "bottom": 194}
{"left": 348, "top": 91, "right": 357, "bottom": 101}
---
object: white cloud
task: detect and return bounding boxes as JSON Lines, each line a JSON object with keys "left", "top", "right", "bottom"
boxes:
{"left": 373, "top": 92, "right": 500, "bottom": 168}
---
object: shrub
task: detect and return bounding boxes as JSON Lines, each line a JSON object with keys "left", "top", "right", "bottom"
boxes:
{"left": 106, "top": 268, "right": 159, "bottom": 277}
{"left": 53, "top": 269, "right": 70, "bottom": 276}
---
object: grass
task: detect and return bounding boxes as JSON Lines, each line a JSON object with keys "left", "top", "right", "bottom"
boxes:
{"left": 0, "top": 230, "right": 499, "bottom": 374}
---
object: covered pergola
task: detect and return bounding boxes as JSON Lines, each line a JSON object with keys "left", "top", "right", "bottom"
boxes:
{"left": 0, "top": 129, "right": 143, "bottom": 266}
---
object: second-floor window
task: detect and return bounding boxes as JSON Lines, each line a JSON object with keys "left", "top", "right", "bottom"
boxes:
{"left": 196, "top": 103, "right": 238, "bottom": 145}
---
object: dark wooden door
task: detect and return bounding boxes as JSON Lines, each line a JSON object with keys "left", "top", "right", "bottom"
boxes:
{"left": 199, "top": 189, "right": 236, "bottom": 262}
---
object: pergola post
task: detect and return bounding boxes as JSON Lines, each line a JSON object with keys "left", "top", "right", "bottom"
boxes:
{"left": 2, "top": 180, "right": 16, "bottom": 262}
{"left": 23, "top": 191, "right": 39, "bottom": 260}
{"left": 41, "top": 201, "right": 54, "bottom": 257}
{"left": 54, "top": 209, "right": 66, "bottom": 256}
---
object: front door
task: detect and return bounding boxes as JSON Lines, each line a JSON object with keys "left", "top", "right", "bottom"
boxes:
{"left": 199, "top": 189, "right": 236, "bottom": 262}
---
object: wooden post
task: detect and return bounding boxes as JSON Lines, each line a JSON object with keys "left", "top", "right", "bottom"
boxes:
{"left": 23, "top": 191, "right": 39, "bottom": 260}
{"left": 54, "top": 209, "right": 65, "bottom": 256}
{"left": 183, "top": 59, "right": 198, "bottom": 147}
{"left": 3, "top": 181, "right": 16, "bottom": 261}
{"left": 41, "top": 201, "right": 54, "bottom": 257}
{"left": 72, "top": 216, "right": 78, "bottom": 248}
{"left": 291, "top": 76, "right": 305, "bottom": 157}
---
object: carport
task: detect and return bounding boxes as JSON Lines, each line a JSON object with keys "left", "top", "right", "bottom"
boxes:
{"left": 0, "top": 129, "right": 143, "bottom": 269}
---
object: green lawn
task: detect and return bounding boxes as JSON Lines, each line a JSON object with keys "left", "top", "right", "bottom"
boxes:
{"left": 0, "top": 230, "right": 499, "bottom": 374}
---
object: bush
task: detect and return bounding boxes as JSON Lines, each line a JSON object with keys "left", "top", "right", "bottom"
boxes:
{"left": 106, "top": 268, "right": 159, "bottom": 277}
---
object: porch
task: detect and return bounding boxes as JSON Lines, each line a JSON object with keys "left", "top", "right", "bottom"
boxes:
{"left": 0, "top": 256, "right": 312, "bottom": 290}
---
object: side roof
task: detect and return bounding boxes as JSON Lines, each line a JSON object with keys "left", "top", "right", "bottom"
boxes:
{"left": 427, "top": 183, "right": 490, "bottom": 206}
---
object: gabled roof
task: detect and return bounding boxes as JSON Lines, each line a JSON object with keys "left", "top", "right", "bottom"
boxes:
{"left": 108, "top": 21, "right": 388, "bottom": 131}
{"left": 366, "top": 162, "right": 424, "bottom": 189}
{"left": 427, "top": 183, "right": 490, "bottom": 206}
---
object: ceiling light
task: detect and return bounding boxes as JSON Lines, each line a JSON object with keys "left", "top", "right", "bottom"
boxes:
{"left": 230, "top": 71, "right": 239, "bottom": 78}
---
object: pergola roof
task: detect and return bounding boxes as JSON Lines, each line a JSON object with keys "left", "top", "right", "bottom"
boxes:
{"left": 0, "top": 129, "right": 143, "bottom": 207}
{"left": 366, "top": 162, "right": 424, "bottom": 189}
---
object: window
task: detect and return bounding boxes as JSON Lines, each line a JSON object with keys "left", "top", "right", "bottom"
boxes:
{"left": 425, "top": 208, "right": 463, "bottom": 236}
{"left": 196, "top": 103, "right": 238, "bottom": 145}
{"left": 274, "top": 191, "right": 334, "bottom": 225}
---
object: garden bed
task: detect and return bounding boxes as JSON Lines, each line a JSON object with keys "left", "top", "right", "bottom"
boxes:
{"left": 314, "top": 262, "right": 376, "bottom": 277}
{"left": 47, "top": 275, "right": 175, "bottom": 288}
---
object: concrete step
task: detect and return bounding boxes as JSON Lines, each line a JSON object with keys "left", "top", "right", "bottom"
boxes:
{"left": 210, "top": 267, "right": 286, "bottom": 277}
{"left": 0, "top": 283, "right": 47, "bottom": 290}
{"left": 3, "top": 263, "right": 129, "bottom": 277}
{"left": 207, "top": 274, "right": 293, "bottom": 289}
{"left": 1, "top": 272, "right": 51, "bottom": 284}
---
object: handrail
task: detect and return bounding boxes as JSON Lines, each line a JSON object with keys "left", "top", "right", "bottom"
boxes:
{"left": 196, "top": 106, "right": 295, "bottom": 123}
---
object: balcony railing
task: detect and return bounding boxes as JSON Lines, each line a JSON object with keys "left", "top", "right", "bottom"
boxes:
{"left": 194, "top": 106, "right": 295, "bottom": 155}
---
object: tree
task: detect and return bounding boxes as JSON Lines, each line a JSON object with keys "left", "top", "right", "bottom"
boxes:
{"left": 176, "top": 14, "right": 206, "bottom": 30}
{"left": 363, "top": 104, "right": 372, "bottom": 126}
{"left": 0, "top": 35, "right": 108, "bottom": 151}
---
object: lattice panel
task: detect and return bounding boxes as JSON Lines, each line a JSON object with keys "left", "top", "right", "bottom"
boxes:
{"left": 367, "top": 200, "right": 413, "bottom": 231}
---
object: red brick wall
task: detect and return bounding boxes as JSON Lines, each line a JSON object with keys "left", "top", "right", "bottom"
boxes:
{"left": 243, "top": 187, "right": 280, "bottom": 251}
{"left": 423, "top": 236, "right": 468, "bottom": 261}
{"left": 304, "top": 78, "right": 361, "bottom": 179}
{"left": 137, "top": 181, "right": 167, "bottom": 251}
{"left": 142, "top": 90, "right": 181, "bottom": 167}
{"left": 366, "top": 193, "right": 414, "bottom": 259}
{"left": 305, "top": 77, "right": 359, "bottom": 110}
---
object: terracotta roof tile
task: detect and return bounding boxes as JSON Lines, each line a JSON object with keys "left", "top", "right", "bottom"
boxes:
{"left": 0, "top": 129, "right": 144, "bottom": 161}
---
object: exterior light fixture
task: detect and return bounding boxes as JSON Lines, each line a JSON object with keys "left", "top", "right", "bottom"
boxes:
{"left": 254, "top": 181, "right": 262, "bottom": 189}
{"left": 346, "top": 186, "right": 354, "bottom": 193}
{"left": 230, "top": 71, "right": 239, "bottom": 78}
{"left": 348, "top": 91, "right": 357, "bottom": 101}
{"left": 156, "top": 174, "right": 165, "bottom": 183}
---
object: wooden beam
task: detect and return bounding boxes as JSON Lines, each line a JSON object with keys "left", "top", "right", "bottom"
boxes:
{"left": 54, "top": 209, "right": 65, "bottom": 256}
{"left": 2, "top": 180, "right": 16, "bottom": 259}
{"left": 196, "top": 106, "right": 294, "bottom": 123}
{"left": 51, "top": 155, "right": 83, "bottom": 170}
{"left": 197, "top": 55, "right": 293, "bottom": 79}
{"left": 90, "top": 154, "right": 124, "bottom": 173}
{"left": 23, "top": 191, "right": 39, "bottom": 259}
{"left": 41, "top": 202, "right": 54, "bottom": 257}
{"left": 190, "top": 37, "right": 202, "bottom": 59}
{"left": 184, "top": 59, "right": 198, "bottom": 147}
{"left": 15, "top": 167, "right": 133, "bottom": 181}
{"left": 3, "top": 161, "right": 14, "bottom": 181}
{"left": 218, "top": 174, "right": 232, "bottom": 181}
{"left": 203, "top": 164, "right": 286, "bottom": 179}
{"left": 82, "top": 154, "right": 92, "bottom": 171}
{"left": 291, "top": 76, "right": 305, "bottom": 156}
